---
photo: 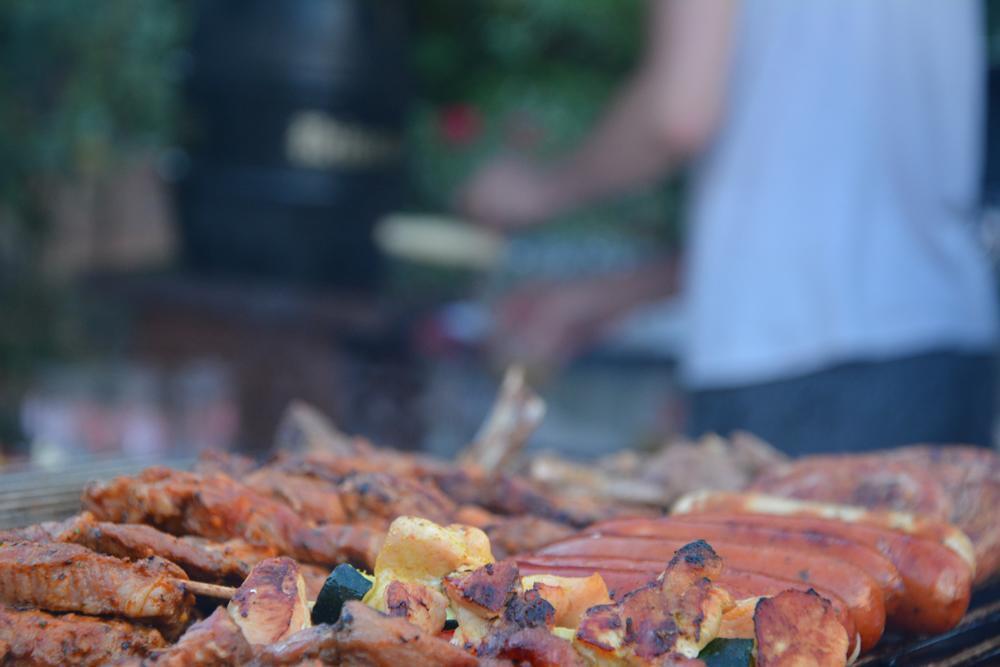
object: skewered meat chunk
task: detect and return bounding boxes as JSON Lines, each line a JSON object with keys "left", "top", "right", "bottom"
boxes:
{"left": 249, "top": 600, "right": 478, "bottom": 667}
{"left": 0, "top": 602, "right": 166, "bottom": 666}
{"left": 83, "top": 468, "right": 382, "bottom": 568}
{"left": 58, "top": 512, "right": 274, "bottom": 584}
{"left": 0, "top": 541, "right": 193, "bottom": 636}
{"left": 575, "top": 541, "right": 731, "bottom": 664}
{"left": 139, "top": 606, "right": 254, "bottom": 667}
{"left": 383, "top": 580, "right": 449, "bottom": 634}
{"left": 228, "top": 557, "right": 310, "bottom": 646}
{"left": 444, "top": 560, "right": 522, "bottom": 619}
{"left": 83, "top": 468, "right": 304, "bottom": 548}
{"left": 477, "top": 588, "right": 588, "bottom": 667}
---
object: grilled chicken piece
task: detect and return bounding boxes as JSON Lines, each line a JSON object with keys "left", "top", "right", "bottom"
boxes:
{"left": 249, "top": 600, "right": 478, "bottom": 667}
{"left": 477, "top": 588, "right": 588, "bottom": 667}
{"left": 576, "top": 540, "right": 731, "bottom": 665}
{"left": 228, "top": 557, "right": 310, "bottom": 645}
{"left": 384, "top": 580, "right": 449, "bottom": 634}
{"left": 0, "top": 602, "right": 166, "bottom": 666}
{"left": 140, "top": 606, "right": 254, "bottom": 667}
{"left": 0, "top": 541, "right": 193, "bottom": 636}
{"left": 444, "top": 560, "right": 521, "bottom": 619}
{"left": 521, "top": 573, "right": 612, "bottom": 628}
{"left": 754, "top": 589, "right": 849, "bottom": 667}
{"left": 364, "top": 516, "right": 494, "bottom": 613}
{"left": 83, "top": 468, "right": 381, "bottom": 568}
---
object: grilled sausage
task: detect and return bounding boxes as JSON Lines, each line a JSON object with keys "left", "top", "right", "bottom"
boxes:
{"left": 516, "top": 555, "right": 862, "bottom": 657}
{"left": 593, "top": 517, "right": 904, "bottom": 613}
{"left": 672, "top": 491, "right": 976, "bottom": 572}
{"left": 534, "top": 535, "right": 885, "bottom": 651}
{"left": 669, "top": 511, "right": 972, "bottom": 635}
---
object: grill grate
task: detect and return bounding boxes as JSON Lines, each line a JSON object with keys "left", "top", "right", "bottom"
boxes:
{"left": 1, "top": 459, "right": 997, "bottom": 665}
{"left": 0, "top": 456, "right": 193, "bottom": 530}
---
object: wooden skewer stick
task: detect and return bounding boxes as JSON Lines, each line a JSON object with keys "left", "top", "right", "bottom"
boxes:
{"left": 180, "top": 580, "right": 237, "bottom": 599}
{"left": 180, "top": 579, "right": 317, "bottom": 609}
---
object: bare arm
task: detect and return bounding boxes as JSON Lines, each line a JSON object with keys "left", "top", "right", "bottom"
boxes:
{"left": 460, "top": 0, "right": 738, "bottom": 228}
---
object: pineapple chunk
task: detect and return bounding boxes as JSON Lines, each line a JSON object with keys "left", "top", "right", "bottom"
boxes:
{"left": 364, "top": 516, "right": 494, "bottom": 611}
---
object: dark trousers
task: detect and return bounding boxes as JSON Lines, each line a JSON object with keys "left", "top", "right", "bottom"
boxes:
{"left": 687, "top": 350, "right": 995, "bottom": 455}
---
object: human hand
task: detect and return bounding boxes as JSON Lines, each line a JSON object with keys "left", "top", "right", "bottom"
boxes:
{"left": 489, "top": 278, "right": 614, "bottom": 372}
{"left": 457, "top": 156, "right": 560, "bottom": 231}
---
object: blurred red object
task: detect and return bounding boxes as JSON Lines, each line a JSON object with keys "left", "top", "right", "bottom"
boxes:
{"left": 438, "top": 104, "right": 483, "bottom": 146}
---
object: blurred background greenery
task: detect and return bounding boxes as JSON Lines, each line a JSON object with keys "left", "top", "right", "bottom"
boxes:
{"left": 1, "top": 0, "right": 999, "bottom": 453}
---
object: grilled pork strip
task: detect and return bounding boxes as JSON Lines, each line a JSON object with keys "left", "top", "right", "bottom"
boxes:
{"left": 59, "top": 512, "right": 272, "bottom": 584}
{"left": 0, "top": 541, "right": 193, "bottom": 635}
{"left": 83, "top": 468, "right": 382, "bottom": 568}
{"left": 0, "top": 602, "right": 166, "bottom": 667}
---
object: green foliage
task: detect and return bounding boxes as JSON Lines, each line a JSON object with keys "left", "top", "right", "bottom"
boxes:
{"left": 0, "top": 0, "right": 183, "bottom": 219}
{"left": 407, "top": 0, "right": 681, "bottom": 255}
{"left": 0, "top": 0, "right": 184, "bottom": 448}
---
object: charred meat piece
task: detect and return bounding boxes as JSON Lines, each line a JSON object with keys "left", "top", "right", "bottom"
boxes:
{"left": 249, "top": 600, "right": 478, "bottom": 667}
{"left": 754, "top": 589, "right": 849, "bottom": 667}
{"left": 0, "top": 602, "right": 166, "bottom": 667}
{"left": 141, "top": 606, "right": 254, "bottom": 667}
{"left": 576, "top": 540, "right": 731, "bottom": 664}
{"left": 521, "top": 573, "right": 612, "bottom": 628}
{"left": 0, "top": 541, "right": 193, "bottom": 636}
{"left": 228, "top": 557, "right": 311, "bottom": 646}
{"left": 384, "top": 580, "right": 448, "bottom": 634}
{"left": 476, "top": 589, "right": 588, "bottom": 667}
{"left": 443, "top": 560, "right": 521, "bottom": 618}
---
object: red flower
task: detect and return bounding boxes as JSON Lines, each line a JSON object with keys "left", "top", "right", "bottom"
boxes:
{"left": 438, "top": 104, "right": 483, "bottom": 146}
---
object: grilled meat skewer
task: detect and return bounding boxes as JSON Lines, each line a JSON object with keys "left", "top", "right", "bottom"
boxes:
{"left": 0, "top": 541, "right": 194, "bottom": 637}
{"left": 0, "top": 602, "right": 167, "bottom": 667}
{"left": 83, "top": 468, "right": 383, "bottom": 568}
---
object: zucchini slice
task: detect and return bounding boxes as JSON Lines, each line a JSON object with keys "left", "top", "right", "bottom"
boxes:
{"left": 311, "top": 563, "right": 374, "bottom": 625}
{"left": 699, "top": 637, "right": 754, "bottom": 667}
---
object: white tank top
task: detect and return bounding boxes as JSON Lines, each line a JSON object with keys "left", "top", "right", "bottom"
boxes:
{"left": 683, "top": 0, "right": 998, "bottom": 389}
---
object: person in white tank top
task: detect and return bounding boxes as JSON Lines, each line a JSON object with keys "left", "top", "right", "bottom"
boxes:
{"left": 459, "top": 0, "right": 998, "bottom": 453}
